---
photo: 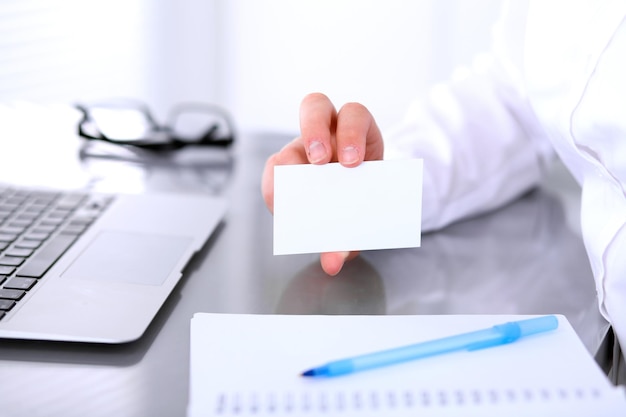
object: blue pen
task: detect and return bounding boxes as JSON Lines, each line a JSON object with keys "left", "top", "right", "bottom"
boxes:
{"left": 301, "top": 315, "right": 559, "bottom": 377}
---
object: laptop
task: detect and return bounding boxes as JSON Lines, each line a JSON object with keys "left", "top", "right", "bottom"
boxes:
{"left": 0, "top": 184, "right": 227, "bottom": 343}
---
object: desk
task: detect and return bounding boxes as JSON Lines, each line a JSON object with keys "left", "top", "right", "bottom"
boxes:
{"left": 0, "top": 106, "right": 609, "bottom": 417}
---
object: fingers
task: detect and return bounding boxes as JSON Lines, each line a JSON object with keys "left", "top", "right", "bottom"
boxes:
{"left": 299, "top": 93, "right": 337, "bottom": 164}
{"left": 299, "top": 93, "right": 383, "bottom": 166}
{"left": 335, "top": 102, "right": 384, "bottom": 167}
{"left": 320, "top": 251, "right": 360, "bottom": 276}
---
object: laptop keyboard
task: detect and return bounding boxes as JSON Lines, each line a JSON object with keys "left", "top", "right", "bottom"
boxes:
{"left": 0, "top": 185, "right": 114, "bottom": 321}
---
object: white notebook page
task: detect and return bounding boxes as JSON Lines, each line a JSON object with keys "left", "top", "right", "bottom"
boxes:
{"left": 188, "top": 314, "right": 626, "bottom": 416}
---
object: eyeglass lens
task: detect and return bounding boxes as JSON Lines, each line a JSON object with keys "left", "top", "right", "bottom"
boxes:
{"left": 89, "top": 107, "right": 156, "bottom": 142}
{"left": 170, "top": 111, "right": 229, "bottom": 141}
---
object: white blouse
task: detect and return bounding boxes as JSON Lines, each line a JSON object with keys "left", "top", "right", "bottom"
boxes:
{"left": 385, "top": 0, "right": 626, "bottom": 351}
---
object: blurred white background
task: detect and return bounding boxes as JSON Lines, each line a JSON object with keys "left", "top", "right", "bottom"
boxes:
{"left": 0, "top": 0, "right": 500, "bottom": 135}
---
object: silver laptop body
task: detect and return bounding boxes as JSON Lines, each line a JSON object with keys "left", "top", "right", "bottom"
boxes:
{"left": 0, "top": 188, "right": 226, "bottom": 343}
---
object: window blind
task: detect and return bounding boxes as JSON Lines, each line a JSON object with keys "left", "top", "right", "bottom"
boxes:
{"left": 0, "top": 0, "right": 151, "bottom": 103}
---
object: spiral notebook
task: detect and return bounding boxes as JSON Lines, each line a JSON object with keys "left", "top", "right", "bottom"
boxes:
{"left": 188, "top": 314, "right": 626, "bottom": 416}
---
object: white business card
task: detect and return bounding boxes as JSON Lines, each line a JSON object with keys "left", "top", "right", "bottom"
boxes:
{"left": 273, "top": 159, "right": 423, "bottom": 255}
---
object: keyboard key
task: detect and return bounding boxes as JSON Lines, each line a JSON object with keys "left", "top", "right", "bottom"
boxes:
{"left": 0, "top": 266, "right": 15, "bottom": 275}
{"left": 32, "top": 194, "right": 57, "bottom": 202}
{"left": 10, "top": 189, "right": 28, "bottom": 198}
{"left": 3, "top": 247, "right": 33, "bottom": 258}
{"left": 23, "top": 232, "right": 50, "bottom": 241}
{"left": 39, "top": 217, "right": 64, "bottom": 226}
{"left": 4, "top": 277, "right": 37, "bottom": 291}
{"left": 16, "top": 213, "right": 38, "bottom": 221}
{"left": 24, "top": 205, "right": 47, "bottom": 215}
{"left": 8, "top": 219, "right": 34, "bottom": 228}
{"left": 0, "top": 299, "right": 16, "bottom": 310}
{"left": 14, "top": 240, "right": 41, "bottom": 249}
{"left": 32, "top": 225, "right": 57, "bottom": 234}
{"left": 55, "top": 194, "right": 86, "bottom": 210}
{"left": 0, "top": 226, "right": 26, "bottom": 235}
{"left": 0, "top": 233, "right": 17, "bottom": 242}
{"left": 47, "top": 211, "right": 69, "bottom": 220}
{"left": 61, "top": 225, "right": 88, "bottom": 235}
{"left": 68, "top": 217, "right": 95, "bottom": 226}
{"left": 5, "top": 197, "right": 26, "bottom": 205}
{"left": 0, "top": 205, "right": 15, "bottom": 214}
{"left": 16, "top": 234, "right": 77, "bottom": 278}
{"left": 0, "top": 256, "right": 24, "bottom": 267}
{"left": 0, "top": 289, "right": 25, "bottom": 300}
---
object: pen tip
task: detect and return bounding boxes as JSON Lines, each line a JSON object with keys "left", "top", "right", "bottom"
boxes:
{"left": 301, "top": 369, "right": 315, "bottom": 377}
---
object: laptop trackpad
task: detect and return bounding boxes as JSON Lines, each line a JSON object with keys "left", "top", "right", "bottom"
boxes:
{"left": 62, "top": 231, "right": 193, "bottom": 286}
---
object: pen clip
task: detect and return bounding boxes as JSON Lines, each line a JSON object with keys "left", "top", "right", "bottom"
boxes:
{"left": 466, "top": 323, "right": 522, "bottom": 351}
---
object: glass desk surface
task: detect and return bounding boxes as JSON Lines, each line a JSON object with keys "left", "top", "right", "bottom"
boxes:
{"left": 0, "top": 109, "right": 607, "bottom": 417}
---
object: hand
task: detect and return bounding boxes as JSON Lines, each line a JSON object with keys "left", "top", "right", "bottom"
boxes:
{"left": 262, "top": 92, "right": 384, "bottom": 276}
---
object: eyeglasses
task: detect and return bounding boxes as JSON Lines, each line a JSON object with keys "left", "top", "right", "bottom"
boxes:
{"left": 75, "top": 100, "right": 235, "bottom": 152}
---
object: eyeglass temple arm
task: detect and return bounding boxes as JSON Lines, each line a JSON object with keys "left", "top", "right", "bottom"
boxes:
{"left": 75, "top": 104, "right": 106, "bottom": 140}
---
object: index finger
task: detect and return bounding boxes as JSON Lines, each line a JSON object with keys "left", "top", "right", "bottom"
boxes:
{"left": 299, "top": 92, "right": 337, "bottom": 164}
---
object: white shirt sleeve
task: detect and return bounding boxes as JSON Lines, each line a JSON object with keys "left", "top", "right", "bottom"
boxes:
{"left": 384, "top": 1, "right": 555, "bottom": 232}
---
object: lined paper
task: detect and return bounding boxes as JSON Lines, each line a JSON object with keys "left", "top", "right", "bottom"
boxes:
{"left": 188, "top": 314, "right": 626, "bottom": 416}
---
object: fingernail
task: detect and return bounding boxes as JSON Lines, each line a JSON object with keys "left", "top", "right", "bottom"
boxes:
{"left": 338, "top": 251, "right": 350, "bottom": 261}
{"left": 307, "top": 141, "right": 327, "bottom": 163}
{"left": 341, "top": 146, "right": 359, "bottom": 165}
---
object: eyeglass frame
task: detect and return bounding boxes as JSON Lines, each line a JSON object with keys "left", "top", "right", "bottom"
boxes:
{"left": 75, "top": 101, "right": 236, "bottom": 152}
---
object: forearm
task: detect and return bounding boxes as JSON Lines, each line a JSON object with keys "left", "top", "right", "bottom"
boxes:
{"left": 385, "top": 54, "right": 555, "bottom": 232}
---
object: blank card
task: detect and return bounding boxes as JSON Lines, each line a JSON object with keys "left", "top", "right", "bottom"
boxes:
{"left": 273, "top": 159, "right": 423, "bottom": 255}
